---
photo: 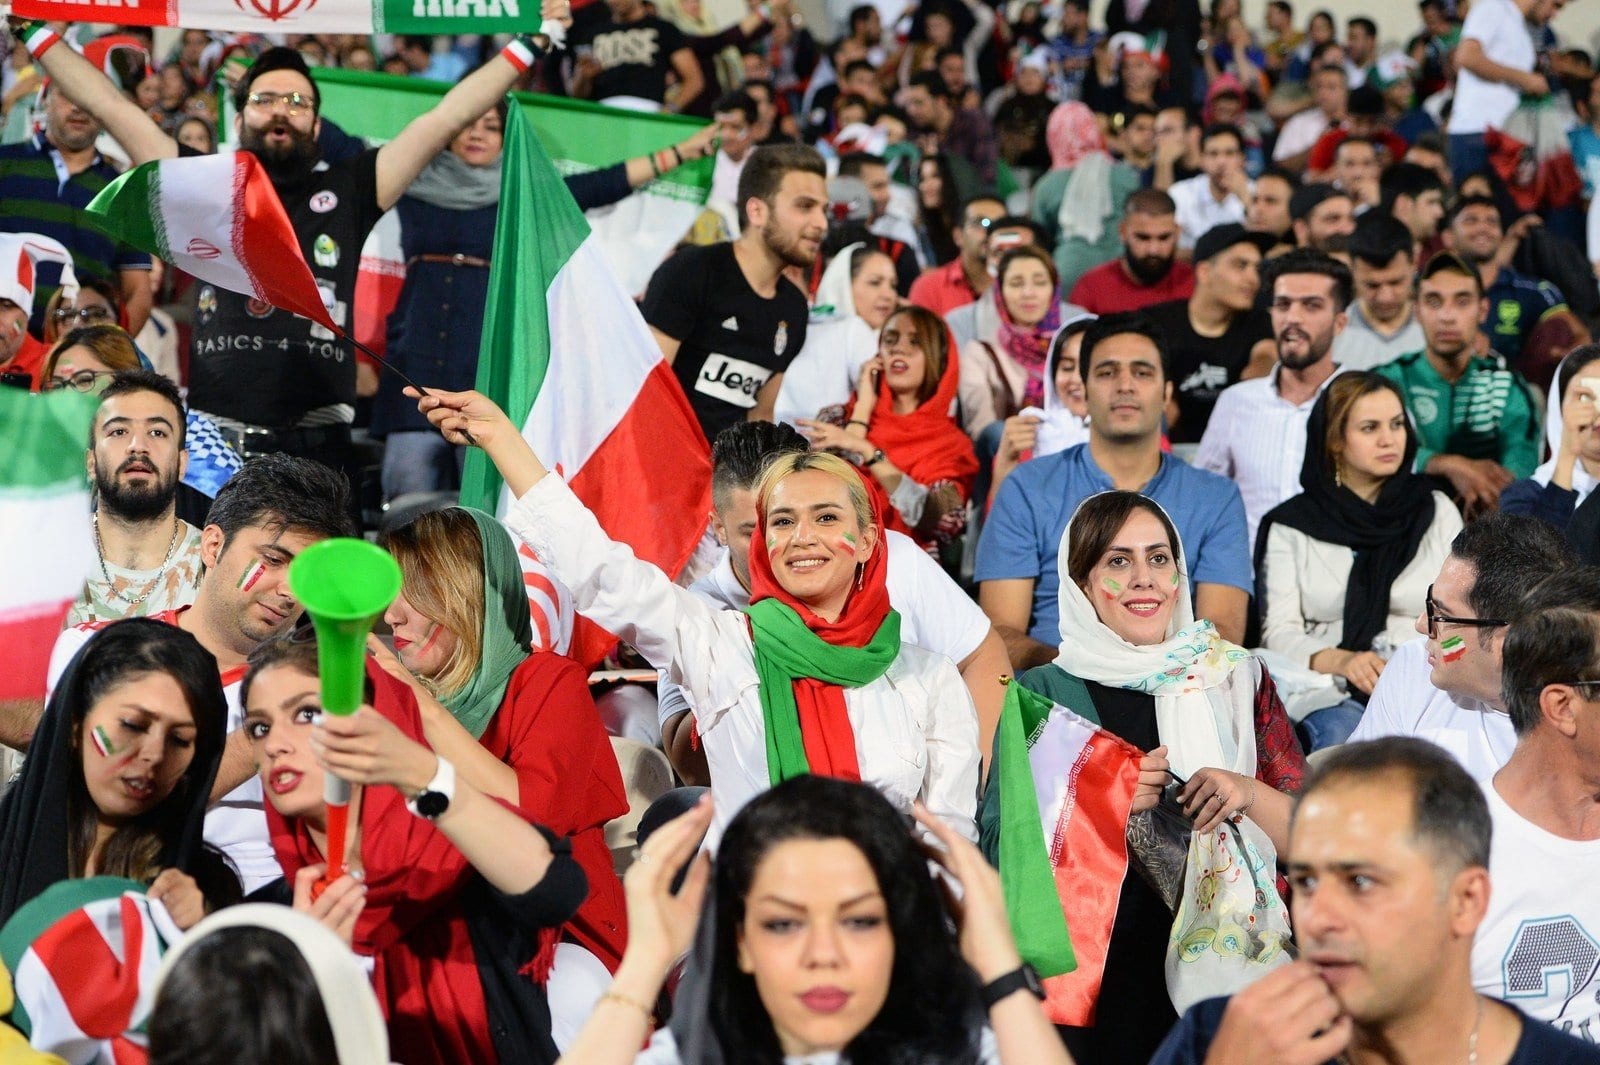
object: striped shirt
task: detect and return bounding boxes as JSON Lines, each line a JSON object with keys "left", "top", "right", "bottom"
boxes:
{"left": 0, "top": 134, "right": 151, "bottom": 291}
{"left": 1375, "top": 349, "right": 1541, "bottom": 478}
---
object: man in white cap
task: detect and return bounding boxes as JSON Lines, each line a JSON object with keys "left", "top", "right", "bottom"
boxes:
{"left": 0, "top": 233, "right": 76, "bottom": 391}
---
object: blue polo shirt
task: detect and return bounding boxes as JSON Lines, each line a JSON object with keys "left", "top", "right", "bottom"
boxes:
{"left": 975, "top": 444, "right": 1253, "bottom": 646}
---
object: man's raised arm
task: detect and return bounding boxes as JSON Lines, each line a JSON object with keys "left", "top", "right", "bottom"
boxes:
{"left": 13, "top": 21, "right": 177, "bottom": 163}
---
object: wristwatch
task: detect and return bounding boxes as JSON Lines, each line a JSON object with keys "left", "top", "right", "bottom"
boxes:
{"left": 864, "top": 448, "right": 887, "bottom": 467}
{"left": 979, "top": 963, "right": 1044, "bottom": 1010}
{"left": 406, "top": 756, "right": 456, "bottom": 820}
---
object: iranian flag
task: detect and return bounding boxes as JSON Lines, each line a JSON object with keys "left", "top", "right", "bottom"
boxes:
{"left": 0, "top": 389, "right": 97, "bottom": 702}
{"left": 0, "top": 878, "right": 183, "bottom": 1065}
{"left": 465, "top": 97, "right": 710, "bottom": 666}
{"left": 85, "top": 151, "right": 336, "bottom": 331}
{"left": 993, "top": 681, "right": 1143, "bottom": 1026}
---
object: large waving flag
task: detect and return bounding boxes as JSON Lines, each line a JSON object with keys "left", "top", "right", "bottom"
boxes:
{"left": 0, "top": 389, "right": 97, "bottom": 702}
{"left": 14, "top": 0, "right": 532, "bottom": 35}
{"left": 467, "top": 97, "right": 711, "bottom": 666}
{"left": 993, "top": 681, "right": 1143, "bottom": 1026}
{"left": 304, "top": 69, "right": 712, "bottom": 297}
{"left": 85, "top": 152, "right": 335, "bottom": 331}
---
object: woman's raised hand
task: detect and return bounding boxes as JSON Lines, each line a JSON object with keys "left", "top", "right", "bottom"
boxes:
{"left": 621, "top": 794, "right": 714, "bottom": 979}
{"left": 406, "top": 386, "right": 517, "bottom": 449}
{"left": 914, "top": 803, "right": 1024, "bottom": 983}
{"left": 796, "top": 419, "right": 869, "bottom": 462}
{"left": 311, "top": 706, "right": 439, "bottom": 798}
{"left": 148, "top": 869, "right": 208, "bottom": 931}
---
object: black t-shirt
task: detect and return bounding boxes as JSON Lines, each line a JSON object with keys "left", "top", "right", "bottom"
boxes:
{"left": 1152, "top": 997, "right": 1600, "bottom": 1065}
{"left": 183, "top": 146, "right": 384, "bottom": 427}
{"left": 642, "top": 243, "right": 807, "bottom": 444}
{"left": 572, "top": 15, "right": 687, "bottom": 104}
{"left": 1146, "top": 298, "right": 1273, "bottom": 444}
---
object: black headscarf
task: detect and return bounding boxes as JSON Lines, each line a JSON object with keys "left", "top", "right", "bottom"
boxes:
{"left": 1254, "top": 373, "right": 1437, "bottom": 654}
{"left": 0, "top": 619, "right": 228, "bottom": 928}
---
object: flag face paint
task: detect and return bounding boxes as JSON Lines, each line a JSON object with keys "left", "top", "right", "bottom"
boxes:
{"left": 838, "top": 531, "right": 858, "bottom": 555}
{"left": 90, "top": 724, "right": 118, "bottom": 758}
{"left": 1441, "top": 635, "right": 1467, "bottom": 663}
{"left": 1101, "top": 577, "right": 1122, "bottom": 600}
{"left": 415, "top": 622, "right": 444, "bottom": 658}
{"left": 236, "top": 559, "right": 266, "bottom": 593}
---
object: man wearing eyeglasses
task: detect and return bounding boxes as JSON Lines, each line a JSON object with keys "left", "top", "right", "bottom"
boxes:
{"left": 16, "top": 9, "right": 568, "bottom": 481}
{"left": 0, "top": 79, "right": 153, "bottom": 340}
{"left": 1348, "top": 513, "right": 1575, "bottom": 783}
{"left": 908, "top": 193, "right": 1007, "bottom": 319}
{"left": 1472, "top": 566, "right": 1600, "bottom": 1043}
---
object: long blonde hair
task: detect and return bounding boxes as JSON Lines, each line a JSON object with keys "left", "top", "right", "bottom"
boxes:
{"left": 756, "top": 451, "right": 875, "bottom": 531}
{"left": 379, "top": 510, "right": 485, "bottom": 700}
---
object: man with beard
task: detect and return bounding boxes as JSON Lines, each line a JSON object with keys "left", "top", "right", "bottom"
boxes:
{"left": 40, "top": 453, "right": 355, "bottom": 892}
{"left": 1196, "top": 249, "right": 1350, "bottom": 548}
{"left": 68, "top": 371, "right": 206, "bottom": 626}
{"left": 1289, "top": 184, "right": 1357, "bottom": 254}
{"left": 0, "top": 79, "right": 152, "bottom": 336}
{"left": 1331, "top": 213, "right": 1425, "bottom": 370}
{"left": 16, "top": 15, "right": 569, "bottom": 474}
{"left": 1068, "top": 189, "right": 1196, "bottom": 314}
{"left": 1146, "top": 222, "right": 1278, "bottom": 443}
{"left": 1376, "top": 252, "right": 1539, "bottom": 517}
{"left": 642, "top": 144, "right": 826, "bottom": 442}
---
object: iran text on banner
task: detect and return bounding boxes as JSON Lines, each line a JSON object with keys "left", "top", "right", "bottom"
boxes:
{"left": 0, "top": 388, "right": 97, "bottom": 702}
{"left": 14, "top": 0, "right": 530, "bottom": 36}
{"left": 465, "top": 97, "right": 711, "bottom": 666}
{"left": 85, "top": 151, "right": 336, "bottom": 331}
{"left": 994, "top": 681, "right": 1143, "bottom": 1026}
{"left": 308, "top": 68, "right": 711, "bottom": 299}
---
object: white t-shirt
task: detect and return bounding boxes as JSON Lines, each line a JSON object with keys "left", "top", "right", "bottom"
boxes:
{"left": 47, "top": 620, "right": 281, "bottom": 894}
{"left": 1272, "top": 108, "right": 1330, "bottom": 163}
{"left": 1472, "top": 783, "right": 1600, "bottom": 1043}
{"left": 1348, "top": 637, "right": 1516, "bottom": 783}
{"left": 1448, "top": 0, "right": 1535, "bottom": 134}
{"left": 1169, "top": 174, "right": 1249, "bottom": 251}
{"left": 657, "top": 530, "right": 992, "bottom": 728}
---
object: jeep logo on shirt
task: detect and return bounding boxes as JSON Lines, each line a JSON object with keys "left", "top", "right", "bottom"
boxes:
{"left": 696, "top": 354, "right": 770, "bottom": 408}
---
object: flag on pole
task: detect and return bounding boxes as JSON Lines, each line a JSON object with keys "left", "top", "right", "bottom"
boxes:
{"left": 14, "top": 0, "right": 532, "bottom": 35}
{"left": 464, "top": 97, "right": 711, "bottom": 666}
{"left": 0, "top": 389, "right": 97, "bottom": 702}
{"left": 994, "top": 681, "right": 1144, "bottom": 1026}
{"left": 306, "top": 69, "right": 712, "bottom": 297}
{"left": 85, "top": 151, "right": 335, "bottom": 330}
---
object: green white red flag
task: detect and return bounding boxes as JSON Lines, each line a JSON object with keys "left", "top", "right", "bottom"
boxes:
{"left": 461, "top": 97, "right": 711, "bottom": 666}
{"left": 0, "top": 388, "right": 97, "bottom": 701}
{"left": 993, "top": 681, "right": 1144, "bottom": 1026}
{"left": 86, "top": 151, "right": 336, "bottom": 331}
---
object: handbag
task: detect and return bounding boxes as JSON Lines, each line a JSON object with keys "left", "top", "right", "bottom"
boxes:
{"left": 1124, "top": 781, "right": 1193, "bottom": 913}
{"left": 1164, "top": 815, "right": 1295, "bottom": 1013}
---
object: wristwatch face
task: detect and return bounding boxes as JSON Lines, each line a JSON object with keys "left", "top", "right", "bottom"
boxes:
{"left": 416, "top": 790, "right": 449, "bottom": 819}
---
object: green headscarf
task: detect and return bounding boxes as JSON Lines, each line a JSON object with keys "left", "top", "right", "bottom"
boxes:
{"left": 438, "top": 508, "right": 533, "bottom": 740}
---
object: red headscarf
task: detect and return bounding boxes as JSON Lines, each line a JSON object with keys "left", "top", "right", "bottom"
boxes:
{"left": 746, "top": 461, "right": 895, "bottom": 780}
{"left": 846, "top": 319, "right": 979, "bottom": 542}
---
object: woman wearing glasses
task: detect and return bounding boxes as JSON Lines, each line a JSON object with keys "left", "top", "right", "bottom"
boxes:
{"left": 1255, "top": 373, "right": 1462, "bottom": 749}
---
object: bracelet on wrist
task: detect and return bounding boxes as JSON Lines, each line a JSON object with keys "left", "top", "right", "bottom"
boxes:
{"left": 846, "top": 419, "right": 869, "bottom": 431}
{"left": 671, "top": 145, "right": 683, "bottom": 166}
{"left": 501, "top": 34, "right": 545, "bottom": 74}
{"left": 599, "top": 989, "right": 654, "bottom": 1020}
{"left": 18, "top": 20, "right": 62, "bottom": 60}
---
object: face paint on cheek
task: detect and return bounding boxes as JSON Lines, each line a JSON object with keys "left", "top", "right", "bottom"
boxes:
{"left": 90, "top": 724, "right": 119, "bottom": 758}
{"left": 416, "top": 622, "right": 444, "bottom": 658}
{"left": 236, "top": 559, "right": 266, "bottom": 593}
{"left": 1170, "top": 570, "right": 1180, "bottom": 586}
{"left": 1440, "top": 634, "right": 1467, "bottom": 663}
{"left": 838, "top": 531, "right": 859, "bottom": 555}
{"left": 1101, "top": 577, "right": 1123, "bottom": 600}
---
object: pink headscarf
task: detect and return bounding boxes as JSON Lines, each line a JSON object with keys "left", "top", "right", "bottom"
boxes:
{"left": 1046, "top": 102, "right": 1107, "bottom": 171}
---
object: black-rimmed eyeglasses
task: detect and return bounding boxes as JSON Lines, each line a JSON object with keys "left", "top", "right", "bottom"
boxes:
{"left": 1424, "top": 584, "right": 1507, "bottom": 641}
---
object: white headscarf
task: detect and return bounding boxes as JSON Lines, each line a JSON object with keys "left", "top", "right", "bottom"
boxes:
{"left": 1017, "top": 315, "right": 1095, "bottom": 457}
{"left": 812, "top": 241, "right": 863, "bottom": 320}
{"left": 1533, "top": 353, "right": 1600, "bottom": 504}
{"left": 153, "top": 904, "right": 392, "bottom": 1065}
{"left": 1051, "top": 494, "right": 1259, "bottom": 779}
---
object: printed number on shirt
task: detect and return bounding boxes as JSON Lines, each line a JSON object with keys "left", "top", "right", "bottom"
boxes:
{"left": 697, "top": 354, "right": 771, "bottom": 408}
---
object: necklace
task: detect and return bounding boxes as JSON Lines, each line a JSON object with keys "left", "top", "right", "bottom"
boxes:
{"left": 1338, "top": 995, "right": 1484, "bottom": 1065}
{"left": 94, "top": 513, "right": 183, "bottom": 609}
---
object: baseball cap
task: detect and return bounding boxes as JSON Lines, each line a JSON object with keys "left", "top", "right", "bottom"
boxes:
{"left": 1289, "top": 182, "right": 1351, "bottom": 222}
{"left": 1192, "top": 222, "right": 1276, "bottom": 263}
